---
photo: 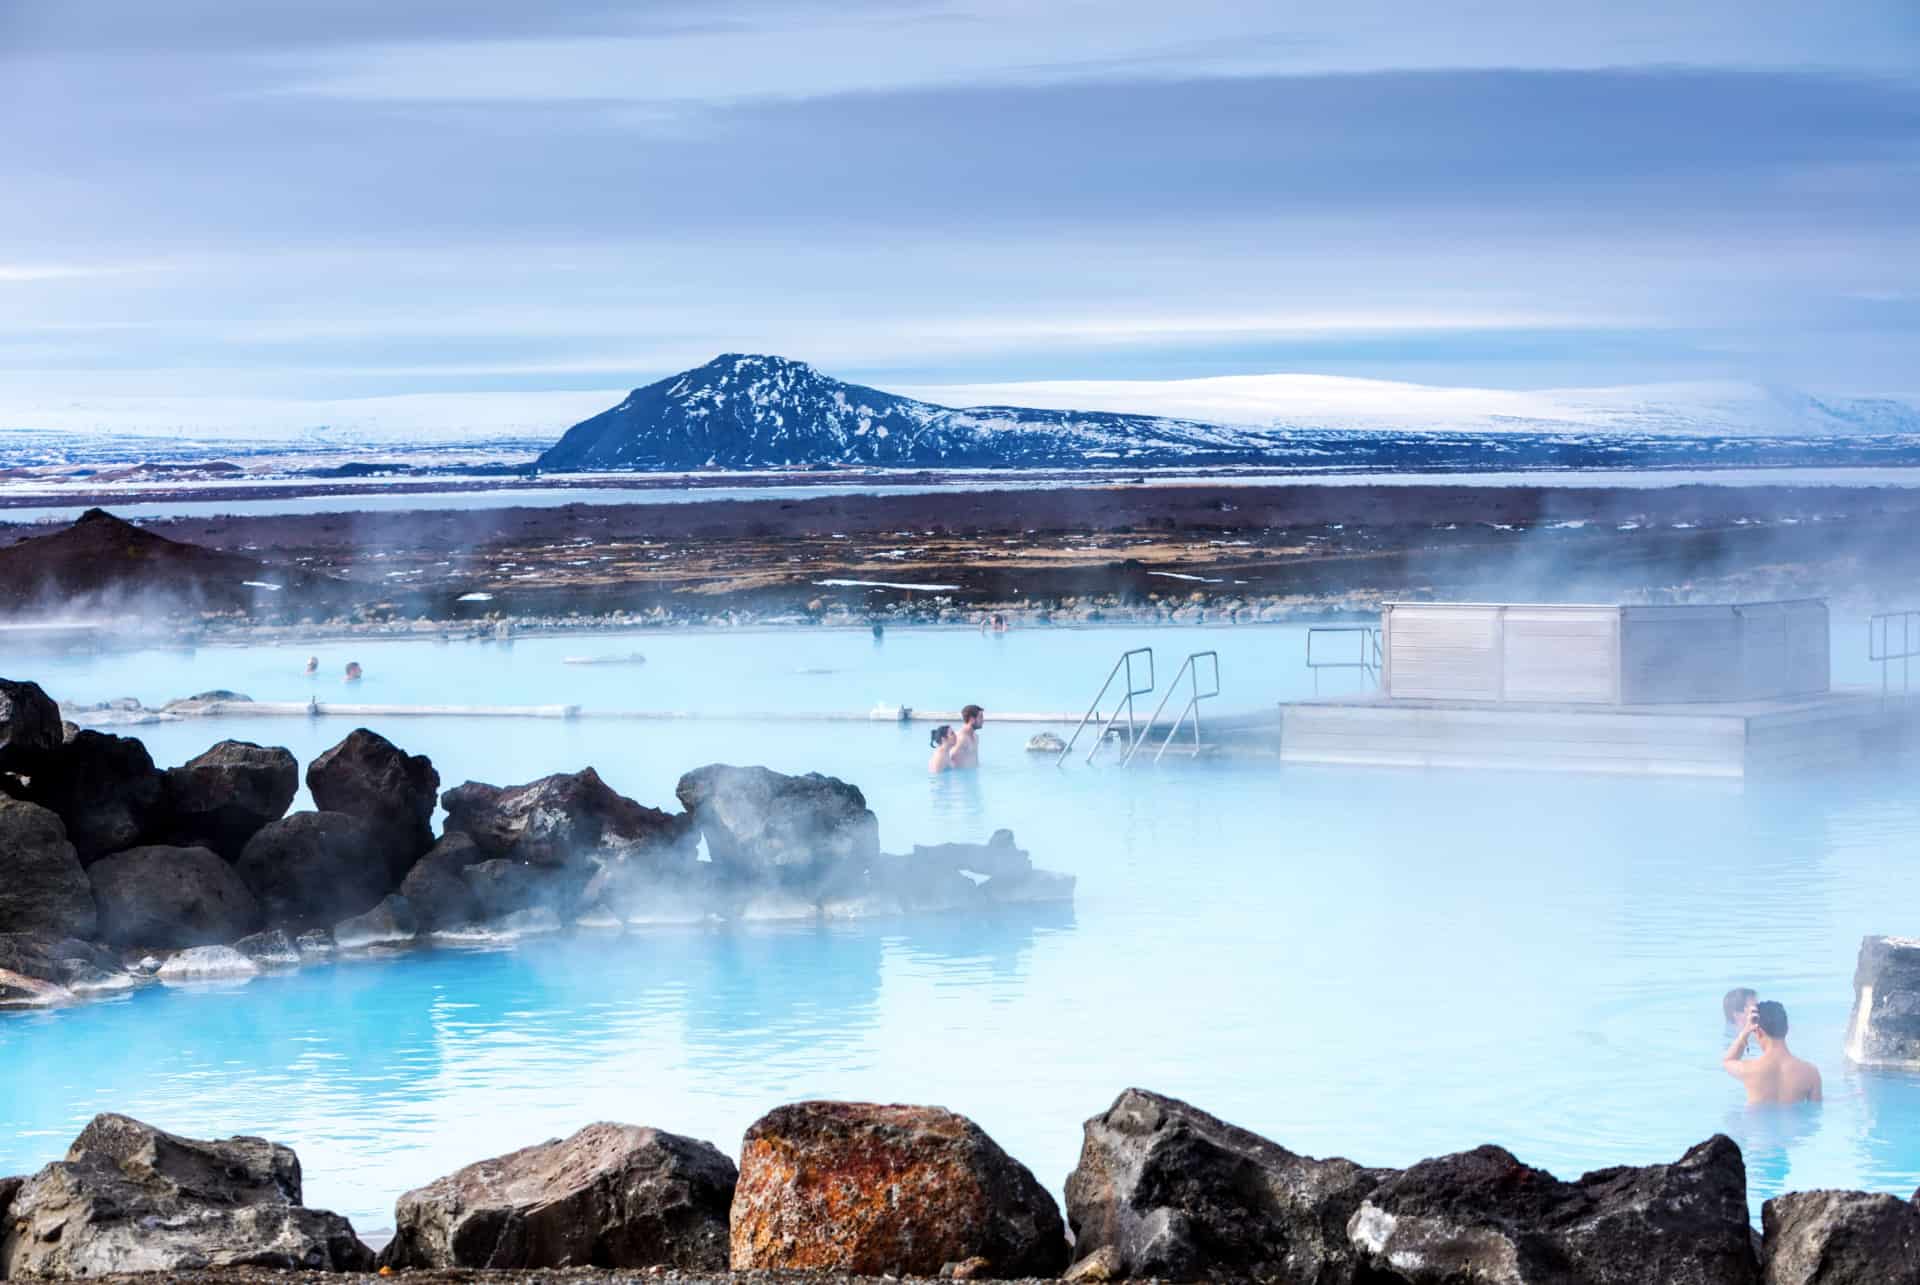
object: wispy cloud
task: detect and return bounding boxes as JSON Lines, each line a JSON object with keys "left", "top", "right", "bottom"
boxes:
{"left": 0, "top": 0, "right": 1915, "bottom": 414}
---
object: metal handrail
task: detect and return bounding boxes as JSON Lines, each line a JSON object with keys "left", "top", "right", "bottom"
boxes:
{"left": 1870, "top": 609, "right": 1918, "bottom": 703}
{"left": 1125, "top": 650, "right": 1221, "bottom": 765}
{"left": 1307, "top": 625, "right": 1381, "bottom": 695}
{"left": 1059, "top": 647, "right": 1155, "bottom": 765}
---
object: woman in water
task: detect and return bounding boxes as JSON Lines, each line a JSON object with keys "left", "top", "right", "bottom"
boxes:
{"left": 344, "top": 661, "right": 363, "bottom": 683}
{"left": 927, "top": 724, "right": 958, "bottom": 774}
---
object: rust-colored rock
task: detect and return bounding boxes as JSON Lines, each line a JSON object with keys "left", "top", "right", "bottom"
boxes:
{"left": 730, "top": 1101, "right": 1067, "bottom": 1278}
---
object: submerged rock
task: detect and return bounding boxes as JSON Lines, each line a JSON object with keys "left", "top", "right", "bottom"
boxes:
{"left": 159, "top": 739, "right": 299, "bottom": 860}
{"left": 442, "top": 767, "right": 690, "bottom": 870}
{"left": 1, "top": 1112, "right": 372, "bottom": 1277}
{"left": 156, "top": 945, "right": 260, "bottom": 981}
{"left": 677, "top": 764, "right": 878, "bottom": 886}
{"left": 87, "top": 844, "right": 260, "bottom": 949}
{"left": 332, "top": 893, "right": 417, "bottom": 949}
{"left": 1026, "top": 731, "right": 1068, "bottom": 753}
{"left": 1761, "top": 1189, "right": 1920, "bottom": 1284}
{"left": 1844, "top": 935, "right": 1920, "bottom": 1069}
{"left": 0, "top": 677, "right": 62, "bottom": 774}
{"left": 294, "top": 929, "right": 334, "bottom": 959}
{"left": 17, "top": 730, "right": 164, "bottom": 861}
{"left": 1346, "top": 1135, "right": 1757, "bottom": 1284}
{"left": 379, "top": 1122, "right": 737, "bottom": 1271}
{"left": 306, "top": 728, "right": 440, "bottom": 878}
{"left": 233, "top": 928, "right": 302, "bottom": 968}
{"left": 0, "top": 932, "right": 118, "bottom": 984}
{"left": 0, "top": 967, "right": 73, "bottom": 1008}
{"left": 1065, "top": 1087, "right": 1387, "bottom": 1283}
{"left": 236, "top": 811, "right": 391, "bottom": 930}
{"left": 731, "top": 1100, "right": 1069, "bottom": 1277}
{"left": 0, "top": 798, "right": 97, "bottom": 938}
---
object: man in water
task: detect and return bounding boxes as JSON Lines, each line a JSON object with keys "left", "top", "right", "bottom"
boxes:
{"left": 1722, "top": 1000, "right": 1822, "bottom": 1104}
{"left": 927, "top": 724, "right": 958, "bottom": 774}
{"left": 952, "top": 704, "right": 984, "bottom": 769}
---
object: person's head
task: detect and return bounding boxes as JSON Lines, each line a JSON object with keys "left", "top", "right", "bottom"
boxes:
{"left": 1754, "top": 1000, "right": 1789, "bottom": 1044}
{"left": 930, "top": 724, "right": 954, "bottom": 749}
{"left": 962, "top": 704, "right": 984, "bottom": 729}
{"left": 1723, "top": 987, "right": 1758, "bottom": 1025}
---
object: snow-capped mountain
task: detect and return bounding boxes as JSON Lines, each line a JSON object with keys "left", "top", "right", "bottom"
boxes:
{"left": 537, "top": 355, "right": 1920, "bottom": 472}
{"left": 534, "top": 353, "right": 1278, "bottom": 470}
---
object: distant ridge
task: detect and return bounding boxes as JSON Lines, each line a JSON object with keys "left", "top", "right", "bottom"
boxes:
{"left": 535, "top": 354, "right": 1920, "bottom": 472}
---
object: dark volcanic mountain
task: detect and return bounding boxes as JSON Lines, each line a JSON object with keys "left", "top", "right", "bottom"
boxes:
{"left": 535, "top": 353, "right": 1273, "bottom": 471}
{"left": 0, "top": 508, "right": 345, "bottom": 617}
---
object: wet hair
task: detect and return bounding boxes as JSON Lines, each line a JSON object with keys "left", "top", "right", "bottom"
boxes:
{"left": 929, "top": 724, "right": 953, "bottom": 748}
{"left": 1723, "top": 987, "right": 1758, "bottom": 1024}
{"left": 961, "top": 704, "right": 984, "bottom": 724}
{"left": 1754, "top": 1001, "right": 1789, "bottom": 1039}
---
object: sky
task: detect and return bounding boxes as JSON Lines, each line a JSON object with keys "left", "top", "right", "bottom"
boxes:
{"left": 1, "top": 0, "right": 1917, "bottom": 419}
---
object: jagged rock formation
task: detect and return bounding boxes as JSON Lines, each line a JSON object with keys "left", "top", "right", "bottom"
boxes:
{"left": 380, "top": 1122, "right": 737, "bottom": 1271}
{"left": 1, "top": 1113, "right": 372, "bottom": 1277}
{"left": 731, "top": 1101, "right": 1069, "bottom": 1277}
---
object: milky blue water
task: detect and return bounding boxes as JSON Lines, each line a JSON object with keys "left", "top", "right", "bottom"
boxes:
{"left": 3, "top": 623, "right": 1916, "bottom": 1231}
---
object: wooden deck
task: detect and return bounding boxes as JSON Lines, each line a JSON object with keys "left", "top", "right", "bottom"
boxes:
{"left": 1250, "top": 688, "right": 1917, "bottom": 778}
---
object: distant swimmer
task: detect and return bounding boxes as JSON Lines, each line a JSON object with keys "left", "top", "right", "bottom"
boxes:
{"left": 1723, "top": 987, "right": 1758, "bottom": 1037}
{"left": 304, "top": 656, "right": 319, "bottom": 675}
{"left": 951, "top": 704, "right": 984, "bottom": 769}
{"left": 928, "top": 724, "right": 958, "bottom": 774}
{"left": 1722, "top": 1000, "right": 1822, "bottom": 1105}
{"left": 344, "top": 661, "right": 363, "bottom": 683}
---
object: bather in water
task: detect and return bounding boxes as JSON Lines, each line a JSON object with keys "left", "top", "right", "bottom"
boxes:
{"left": 1722, "top": 1000, "right": 1822, "bottom": 1105}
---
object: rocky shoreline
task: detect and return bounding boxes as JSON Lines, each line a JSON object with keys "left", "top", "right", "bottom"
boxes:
{"left": 5, "top": 1091, "right": 1918, "bottom": 1283}
{"left": 8, "top": 481, "right": 1920, "bottom": 639}
{"left": 0, "top": 674, "right": 1073, "bottom": 1013}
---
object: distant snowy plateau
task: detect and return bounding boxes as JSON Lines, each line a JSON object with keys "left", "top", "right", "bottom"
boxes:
{"left": 4, "top": 354, "right": 1919, "bottom": 476}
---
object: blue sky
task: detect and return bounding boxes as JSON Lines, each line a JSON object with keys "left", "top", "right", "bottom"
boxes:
{"left": 1, "top": 0, "right": 1916, "bottom": 405}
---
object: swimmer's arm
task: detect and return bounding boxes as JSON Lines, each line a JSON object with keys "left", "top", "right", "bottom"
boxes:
{"left": 1721, "top": 1023, "right": 1759, "bottom": 1077}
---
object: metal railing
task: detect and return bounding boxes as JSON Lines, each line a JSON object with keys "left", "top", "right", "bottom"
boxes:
{"left": 1125, "top": 650, "right": 1221, "bottom": 765}
{"left": 1870, "top": 609, "right": 1919, "bottom": 703}
{"left": 1059, "top": 647, "right": 1155, "bottom": 765}
{"left": 1306, "top": 625, "right": 1381, "bottom": 695}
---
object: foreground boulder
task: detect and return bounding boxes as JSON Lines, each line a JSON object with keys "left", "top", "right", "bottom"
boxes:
{"left": 443, "top": 767, "right": 691, "bottom": 869}
{"left": 88, "top": 844, "right": 260, "bottom": 948}
{"left": 1762, "top": 1190, "right": 1920, "bottom": 1284}
{"left": 398, "top": 833, "right": 485, "bottom": 930}
{"left": 1843, "top": 935, "right": 1920, "bottom": 1069}
{"left": 1065, "top": 1088, "right": 1387, "bottom": 1282}
{"left": 0, "top": 798, "right": 97, "bottom": 938}
{"left": 677, "top": 764, "right": 879, "bottom": 886}
{"left": 161, "top": 740, "right": 299, "bottom": 859}
{"left": 236, "top": 811, "right": 390, "bottom": 930}
{"left": 0, "top": 677, "right": 61, "bottom": 773}
{"left": 380, "top": 1122, "right": 737, "bottom": 1271}
{"left": 731, "top": 1100, "right": 1068, "bottom": 1277}
{"left": 1347, "top": 1136, "right": 1757, "bottom": 1284}
{"left": 1, "top": 1113, "right": 372, "bottom": 1277}
{"left": 306, "top": 728, "right": 440, "bottom": 877}
{"left": 18, "top": 730, "right": 164, "bottom": 861}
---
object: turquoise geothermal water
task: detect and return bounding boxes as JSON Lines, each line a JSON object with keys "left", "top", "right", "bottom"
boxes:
{"left": 2, "top": 623, "right": 1917, "bottom": 1231}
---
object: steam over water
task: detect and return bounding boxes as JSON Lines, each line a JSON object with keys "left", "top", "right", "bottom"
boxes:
{"left": 3, "top": 624, "right": 1916, "bottom": 1226}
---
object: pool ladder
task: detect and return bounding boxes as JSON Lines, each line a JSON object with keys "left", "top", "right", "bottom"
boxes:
{"left": 1059, "top": 647, "right": 1221, "bottom": 765}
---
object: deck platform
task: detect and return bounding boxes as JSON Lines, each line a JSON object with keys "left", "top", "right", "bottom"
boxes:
{"left": 1259, "top": 688, "right": 1918, "bottom": 778}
